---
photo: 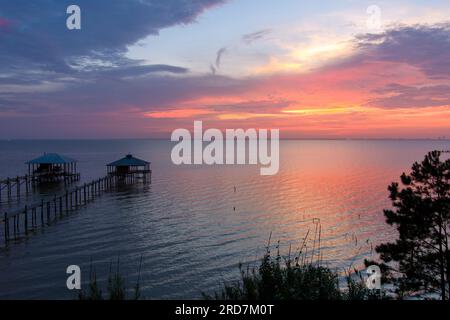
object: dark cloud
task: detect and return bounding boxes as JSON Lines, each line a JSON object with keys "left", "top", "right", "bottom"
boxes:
{"left": 90, "top": 64, "right": 188, "bottom": 77}
{"left": 355, "top": 23, "right": 450, "bottom": 79}
{"left": 209, "top": 47, "right": 226, "bottom": 75}
{"left": 0, "top": 0, "right": 226, "bottom": 126}
{"left": 0, "top": 71, "right": 252, "bottom": 115}
{"left": 369, "top": 83, "right": 450, "bottom": 108}
{"left": 0, "top": 0, "right": 225, "bottom": 73}
{"left": 210, "top": 64, "right": 217, "bottom": 75}
{"left": 337, "top": 24, "right": 450, "bottom": 109}
{"left": 215, "top": 47, "right": 227, "bottom": 68}
{"left": 242, "top": 29, "right": 271, "bottom": 44}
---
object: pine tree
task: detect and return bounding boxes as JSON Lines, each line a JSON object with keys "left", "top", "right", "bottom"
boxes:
{"left": 376, "top": 151, "right": 450, "bottom": 299}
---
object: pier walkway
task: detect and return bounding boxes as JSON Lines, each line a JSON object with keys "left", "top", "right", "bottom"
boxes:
{"left": 0, "top": 173, "right": 80, "bottom": 203}
{"left": 0, "top": 171, "right": 150, "bottom": 247}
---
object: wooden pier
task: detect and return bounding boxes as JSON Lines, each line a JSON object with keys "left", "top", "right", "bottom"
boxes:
{"left": 0, "top": 171, "right": 150, "bottom": 247}
{"left": 0, "top": 173, "right": 80, "bottom": 203}
{"left": 0, "top": 153, "right": 81, "bottom": 204}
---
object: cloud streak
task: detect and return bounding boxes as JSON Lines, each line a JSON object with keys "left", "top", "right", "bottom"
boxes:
{"left": 242, "top": 29, "right": 272, "bottom": 44}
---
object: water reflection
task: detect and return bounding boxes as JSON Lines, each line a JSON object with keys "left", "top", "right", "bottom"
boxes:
{"left": 0, "top": 139, "right": 449, "bottom": 299}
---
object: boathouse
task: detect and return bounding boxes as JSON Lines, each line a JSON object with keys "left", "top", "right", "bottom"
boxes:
{"left": 106, "top": 154, "right": 151, "bottom": 182}
{"left": 26, "top": 153, "right": 79, "bottom": 182}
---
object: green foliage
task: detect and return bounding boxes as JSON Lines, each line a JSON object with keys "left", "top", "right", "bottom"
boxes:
{"left": 206, "top": 240, "right": 374, "bottom": 300}
{"left": 375, "top": 150, "right": 450, "bottom": 300}
{"left": 79, "top": 269, "right": 102, "bottom": 300}
{"left": 78, "top": 257, "right": 143, "bottom": 300}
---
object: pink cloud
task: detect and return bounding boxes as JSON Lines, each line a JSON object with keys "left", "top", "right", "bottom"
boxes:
{"left": 0, "top": 17, "right": 12, "bottom": 29}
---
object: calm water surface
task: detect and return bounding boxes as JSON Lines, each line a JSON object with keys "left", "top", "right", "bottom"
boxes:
{"left": 0, "top": 139, "right": 449, "bottom": 299}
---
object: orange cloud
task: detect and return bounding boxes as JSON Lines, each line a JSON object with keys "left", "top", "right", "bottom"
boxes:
{"left": 144, "top": 108, "right": 216, "bottom": 119}
{"left": 137, "top": 25, "right": 450, "bottom": 139}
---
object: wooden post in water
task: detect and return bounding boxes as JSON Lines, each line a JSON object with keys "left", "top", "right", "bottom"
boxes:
{"left": 25, "top": 175, "right": 29, "bottom": 194}
{"left": 41, "top": 199, "right": 44, "bottom": 226}
{"left": 46, "top": 201, "right": 50, "bottom": 223}
{"left": 53, "top": 195, "right": 57, "bottom": 217}
{"left": 7, "top": 178, "right": 11, "bottom": 199}
{"left": 32, "top": 207, "right": 36, "bottom": 227}
{"left": 24, "top": 205, "right": 28, "bottom": 234}
{"left": 13, "top": 216, "right": 16, "bottom": 239}
{"left": 4, "top": 212, "right": 8, "bottom": 245}
{"left": 16, "top": 176, "right": 20, "bottom": 199}
{"left": 16, "top": 213, "right": 20, "bottom": 234}
{"left": 65, "top": 191, "right": 68, "bottom": 212}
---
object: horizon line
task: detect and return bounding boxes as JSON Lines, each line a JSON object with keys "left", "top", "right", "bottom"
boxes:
{"left": 1, "top": 137, "right": 450, "bottom": 142}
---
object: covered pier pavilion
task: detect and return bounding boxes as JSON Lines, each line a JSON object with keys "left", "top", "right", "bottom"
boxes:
{"left": 107, "top": 154, "right": 151, "bottom": 183}
{"left": 26, "top": 153, "right": 80, "bottom": 183}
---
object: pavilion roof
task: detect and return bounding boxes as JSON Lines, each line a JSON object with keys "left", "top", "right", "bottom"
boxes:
{"left": 26, "top": 153, "right": 77, "bottom": 164}
{"left": 107, "top": 154, "right": 150, "bottom": 167}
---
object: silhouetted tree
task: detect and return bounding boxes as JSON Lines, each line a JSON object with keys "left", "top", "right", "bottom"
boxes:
{"left": 376, "top": 150, "right": 450, "bottom": 299}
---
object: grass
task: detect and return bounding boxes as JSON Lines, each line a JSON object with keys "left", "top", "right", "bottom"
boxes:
{"left": 78, "top": 256, "right": 142, "bottom": 300}
{"left": 204, "top": 230, "right": 380, "bottom": 300}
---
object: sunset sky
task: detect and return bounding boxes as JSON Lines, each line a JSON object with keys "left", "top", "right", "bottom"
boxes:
{"left": 1, "top": 0, "right": 450, "bottom": 138}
